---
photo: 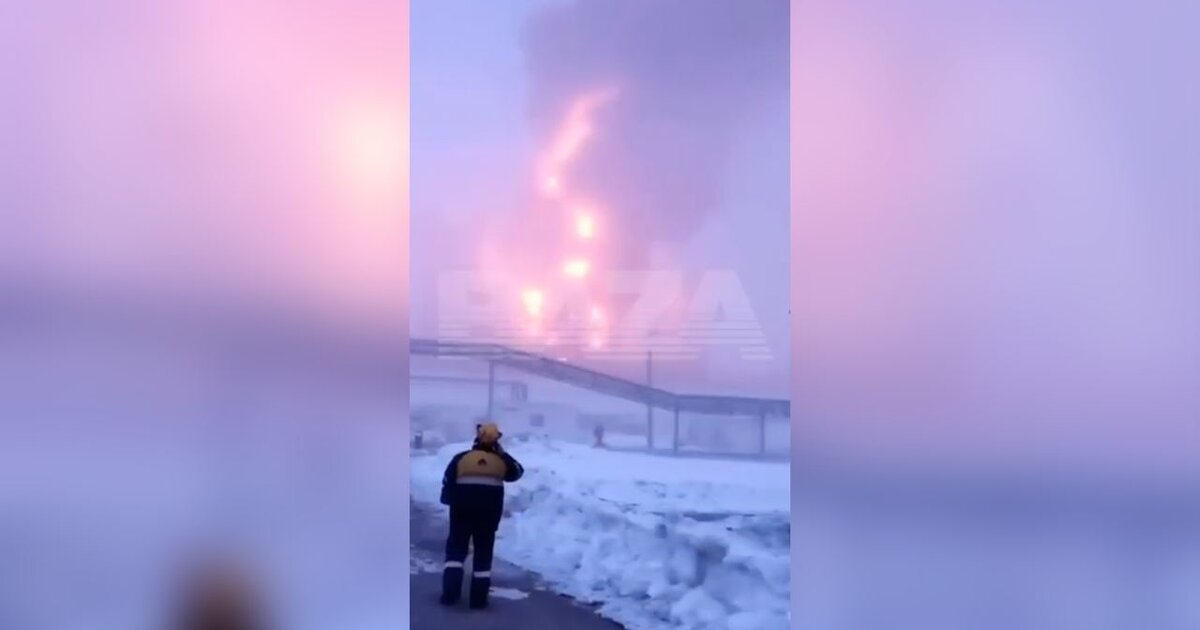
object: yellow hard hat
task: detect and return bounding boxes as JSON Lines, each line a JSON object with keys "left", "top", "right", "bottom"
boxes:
{"left": 476, "top": 422, "right": 502, "bottom": 445}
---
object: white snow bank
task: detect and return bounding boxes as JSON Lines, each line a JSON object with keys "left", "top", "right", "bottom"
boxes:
{"left": 411, "top": 437, "right": 791, "bottom": 630}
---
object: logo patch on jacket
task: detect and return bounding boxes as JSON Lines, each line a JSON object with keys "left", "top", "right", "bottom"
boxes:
{"left": 457, "top": 449, "right": 506, "bottom": 480}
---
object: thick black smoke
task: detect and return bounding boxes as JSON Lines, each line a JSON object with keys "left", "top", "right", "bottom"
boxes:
{"left": 523, "top": 0, "right": 788, "bottom": 267}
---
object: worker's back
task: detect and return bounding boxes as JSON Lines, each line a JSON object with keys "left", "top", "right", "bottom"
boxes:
{"left": 441, "top": 444, "right": 522, "bottom": 522}
{"left": 438, "top": 423, "right": 526, "bottom": 609}
{"left": 455, "top": 448, "right": 508, "bottom": 481}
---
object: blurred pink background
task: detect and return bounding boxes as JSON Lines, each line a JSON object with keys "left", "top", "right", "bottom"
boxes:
{"left": 791, "top": 2, "right": 1198, "bottom": 630}
{"left": 1, "top": 1, "right": 409, "bottom": 628}
{"left": 791, "top": 0, "right": 1197, "bottom": 477}
{"left": 2, "top": 0, "right": 407, "bottom": 329}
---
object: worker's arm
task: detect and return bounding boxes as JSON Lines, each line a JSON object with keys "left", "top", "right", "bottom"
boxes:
{"left": 440, "top": 452, "right": 465, "bottom": 505}
{"left": 500, "top": 450, "right": 524, "bottom": 482}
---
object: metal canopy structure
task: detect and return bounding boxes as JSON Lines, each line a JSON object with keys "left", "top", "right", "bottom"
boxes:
{"left": 411, "top": 337, "right": 790, "bottom": 419}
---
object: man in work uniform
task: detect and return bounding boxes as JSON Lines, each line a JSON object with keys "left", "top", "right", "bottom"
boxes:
{"left": 439, "top": 422, "right": 524, "bottom": 609}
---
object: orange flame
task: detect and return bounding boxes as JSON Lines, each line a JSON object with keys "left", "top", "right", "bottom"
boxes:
{"left": 521, "top": 288, "right": 544, "bottom": 316}
{"left": 563, "top": 259, "right": 590, "bottom": 279}
{"left": 576, "top": 213, "right": 595, "bottom": 239}
{"left": 536, "top": 87, "right": 620, "bottom": 197}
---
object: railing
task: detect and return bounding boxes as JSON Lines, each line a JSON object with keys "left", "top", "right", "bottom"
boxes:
{"left": 411, "top": 337, "right": 790, "bottom": 419}
{"left": 410, "top": 374, "right": 529, "bottom": 402}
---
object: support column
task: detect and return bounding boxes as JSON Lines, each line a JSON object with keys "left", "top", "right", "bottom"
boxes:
{"left": 486, "top": 360, "right": 496, "bottom": 420}
{"left": 646, "top": 350, "right": 654, "bottom": 450}
{"left": 673, "top": 402, "right": 680, "bottom": 455}
{"left": 758, "top": 410, "right": 767, "bottom": 455}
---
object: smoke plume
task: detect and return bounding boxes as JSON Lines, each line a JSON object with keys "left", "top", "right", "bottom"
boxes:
{"left": 522, "top": 0, "right": 788, "bottom": 267}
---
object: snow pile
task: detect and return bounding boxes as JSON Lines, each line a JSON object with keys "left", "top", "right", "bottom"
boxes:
{"left": 411, "top": 437, "right": 790, "bottom": 630}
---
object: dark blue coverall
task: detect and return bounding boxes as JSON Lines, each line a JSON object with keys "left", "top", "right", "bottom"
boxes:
{"left": 439, "top": 440, "right": 524, "bottom": 608}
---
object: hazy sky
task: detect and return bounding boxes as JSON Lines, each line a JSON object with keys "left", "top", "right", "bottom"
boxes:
{"left": 411, "top": 0, "right": 790, "bottom": 396}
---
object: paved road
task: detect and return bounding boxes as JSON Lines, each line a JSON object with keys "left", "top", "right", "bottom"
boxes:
{"left": 409, "top": 501, "right": 625, "bottom": 630}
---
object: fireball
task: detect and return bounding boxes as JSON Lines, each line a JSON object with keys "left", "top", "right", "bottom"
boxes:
{"left": 575, "top": 214, "right": 595, "bottom": 239}
{"left": 521, "top": 288, "right": 545, "bottom": 317}
{"left": 563, "top": 259, "right": 590, "bottom": 279}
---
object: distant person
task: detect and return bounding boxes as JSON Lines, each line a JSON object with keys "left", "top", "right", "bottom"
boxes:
{"left": 439, "top": 422, "right": 524, "bottom": 609}
{"left": 593, "top": 424, "right": 605, "bottom": 448}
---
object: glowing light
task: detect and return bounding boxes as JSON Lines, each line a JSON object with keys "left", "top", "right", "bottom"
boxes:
{"left": 521, "top": 289, "right": 544, "bottom": 316}
{"left": 536, "top": 87, "right": 620, "bottom": 197}
{"left": 543, "top": 176, "right": 562, "bottom": 197}
{"left": 563, "top": 259, "right": 590, "bottom": 279}
{"left": 590, "top": 306, "right": 604, "bottom": 323}
{"left": 576, "top": 214, "right": 595, "bottom": 239}
{"left": 334, "top": 102, "right": 405, "bottom": 201}
{"left": 589, "top": 337, "right": 605, "bottom": 349}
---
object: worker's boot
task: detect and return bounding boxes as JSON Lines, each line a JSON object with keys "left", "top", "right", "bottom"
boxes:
{"left": 468, "top": 574, "right": 491, "bottom": 609}
{"left": 440, "top": 564, "right": 464, "bottom": 606}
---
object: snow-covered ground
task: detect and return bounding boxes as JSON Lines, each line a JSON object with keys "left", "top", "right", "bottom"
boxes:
{"left": 411, "top": 437, "right": 791, "bottom": 630}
